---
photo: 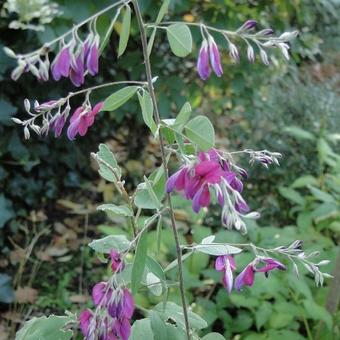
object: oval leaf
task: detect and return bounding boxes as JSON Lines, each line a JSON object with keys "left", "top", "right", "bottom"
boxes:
{"left": 185, "top": 115, "right": 215, "bottom": 151}
{"left": 97, "top": 204, "right": 133, "bottom": 217}
{"left": 137, "top": 91, "right": 157, "bottom": 134}
{"left": 102, "top": 86, "right": 138, "bottom": 111}
{"left": 88, "top": 235, "right": 130, "bottom": 253}
{"left": 194, "top": 243, "right": 242, "bottom": 256}
{"left": 166, "top": 23, "right": 192, "bottom": 57}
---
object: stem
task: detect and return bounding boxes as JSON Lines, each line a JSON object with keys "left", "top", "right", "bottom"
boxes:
{"left": 132, "top": 1, "right": 191, "bottom": 339}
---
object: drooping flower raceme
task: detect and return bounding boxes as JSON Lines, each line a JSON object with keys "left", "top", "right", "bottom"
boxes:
{"left": 167, "top": 149, "right": 257, "bottom": 233}
{"left": 79, "top": 249, "right": 134, "bottom": 340}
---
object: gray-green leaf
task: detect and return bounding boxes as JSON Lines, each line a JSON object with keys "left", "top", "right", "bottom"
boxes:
{"left": 137, "top": 91, "right": 157, "bottom": 134}
{"left": 166, "top": 23, "right": 192, "bottom": 57}
{"left": 102, "top": 86, "right": 138, "bottom": 111}
{"left": 88, "top": 235, "right": 130, "bottom": 253}
{"left": 118, "top": 6, "right": 131, "bottom": 57}
{"left": 97, "top": 203, "right": 133, "bottom": 217}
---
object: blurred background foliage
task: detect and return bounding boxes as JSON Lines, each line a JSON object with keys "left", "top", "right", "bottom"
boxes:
{"left": 0, "top": 0, "right": 339, "bottom": 339}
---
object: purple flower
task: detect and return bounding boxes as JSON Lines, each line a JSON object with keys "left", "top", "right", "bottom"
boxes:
{"left": 235, "top": 257, "right": 286, "bottom": 290}
{"left": 108, "top": 288, "right": 135, "bottom": 320}
{"left": 243, "top": 20, "right": 257, "bottom": 30}
{"left": 67, "top": 102, "right": 103, "bottom": 140}
{"left": 113, "top": 318, "right": 131, "bottom": 340}
{"left": 110, "top": 250, "right": 124, "bottom": 273}
{"left": 92, "top": 281, "right": 112, "bottom": 306}
{"left": 197, "top": 39, "right": 210, "bottom": 80}
{"left": 79, "top": 309, "right": 93, "bottom": 337}
{"left": 50, "top": 115, "right": 66, "bottom": 137}
{"left": 208, "top": 36, "right": 223, "bottom": 77}
{"left": 51, "top": 46, "right": 71, "bottom": 81}
{"left": 69, "top": 51, "right": 85, "bottom": 87}
{"left": 215, "top": 255, "right": 236, "bottom": 293}
{"left": 86, "top": 35, "right": 100, "bottom": 76}
{"left": 235, "top": 263, "right": 255, "bottom": 290}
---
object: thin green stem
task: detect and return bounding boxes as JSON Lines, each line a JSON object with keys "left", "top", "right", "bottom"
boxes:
{"left": 133, "top": 1, "right": 191, "bottom": 339}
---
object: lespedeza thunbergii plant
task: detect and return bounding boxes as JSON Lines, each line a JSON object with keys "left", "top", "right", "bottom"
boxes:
{"left": 8, "top": 1, "right": 331, "bottom": 339}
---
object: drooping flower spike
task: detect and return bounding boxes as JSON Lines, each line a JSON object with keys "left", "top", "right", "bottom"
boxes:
{"left": 167, "top": 148, "right": 257, "bottom": 232}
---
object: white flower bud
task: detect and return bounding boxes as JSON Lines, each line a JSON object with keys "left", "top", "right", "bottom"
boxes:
{"left": 260, "top": 49, "right": 270, "bottom": 65}
{"left": 24, "top": 126, "right": 30, "bottom": 140}
{"left": 24, "top": 99, "right": 31, "bottom": 112}
{"left": 247, "top": 45, "right": 255, "bottom": 63}
{"left": 12, "top": 117, "right": 23, "bottom": 125}
{"left": 3, "top": 46, "right": 16, "bottom": 58}
{"left": 279, "top": 31, "right": 299, "bottom": 41}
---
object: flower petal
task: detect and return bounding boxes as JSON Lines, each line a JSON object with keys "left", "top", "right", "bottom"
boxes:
{"left": 197, "top": 39, "right": 211, "bottom": 80}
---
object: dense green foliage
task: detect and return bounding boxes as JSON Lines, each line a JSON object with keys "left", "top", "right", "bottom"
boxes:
{"left": 0, "top": 0, "right": 339, "bottom": 339}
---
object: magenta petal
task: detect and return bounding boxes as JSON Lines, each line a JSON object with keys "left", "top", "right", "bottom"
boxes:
{"left": 70, "top": 106, "right": 85, "bottom": 123}
{"left": 208, "top": 36, "right": 223, "bottom": 77}
{"left": 222, "top": 261, "right": 234, "bottom": 294}
{"left": 197, "top": 39, "right": 211, "bottom": 80}
{"left": 122, "top": 288, "right": 135, "bottom": 319}
{"left": 69, "top": 53, "right": 85, "bottom": 87}
{"left": 53, "top": 115, "right": 66, "bottom": 137}
{"left": 166, "top": 170, "right": 181, "bottom": 193}
{"left": 192, "top": 184, "right": 210, "bottom": 212}
{"left": 79, "top": 309, "right": 93, "bottom": 336}
{"left": 235, "top": 264, "right": 255, "bottom": 290}
{"left": 231, "top": 177, "right": 243, "bottom": 192}
{"left": 91, "top": 101, "right": 104, "bottom": 115}
{"left": 114, "top": 318, "right": 131, "bottom": 340}
{"left": 256, "top": 258, "right": 286, "bottom": 272}
{"left": 195, "top": 160, "right": 220, "bottom": 177}
{"left": 215, "top": 256, "right": 226, "bottom": 271}
{"left": 92, "top": 282, "right": 109, "bottom": 306}
{"left": 78, "top": 117, "right": 89, "bottom": 136}
{"left": 86, "top": 38, "right": 99, "bottom": 76}
{"left": 67, "top": 116, "right": 81, "bottom": 140}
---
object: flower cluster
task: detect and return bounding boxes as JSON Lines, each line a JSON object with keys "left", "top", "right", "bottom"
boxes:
{"left": 6, "top": 25, "right": 100, "bottom": 86}
{"left": 166, "top": 149, "right": 258, "bottom": 233}
{"left": 215, "top": 255, "right": 286, "bottom": 293}
{"left": 196, "top": 20, "right": 298, "bottom": 80}
{"left": 13, "top": 97, "right": 103, "bottom": 140}
{"left": 79, "top": 250, "right": 134, "bottom": 340}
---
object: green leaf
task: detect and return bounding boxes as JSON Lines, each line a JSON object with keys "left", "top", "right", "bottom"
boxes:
{"left": 97, "top": 203, "right": 133, "bottom": 217}
{"left": 134, "top": 168, "right": 165, "bottom": 209}
{"left": 193, "top": 243, "right": 242, "bottom": 256}
{"left": 0, "top": 274, "right": 14, "bottom": 303}
{"left": 184, "top": 116, "right": 215, "bottom": 151}
{"left": 94, "top": 144, "right": 121, "bottom": 183}
{"left": 255, "top": 302, "right": 272, "bottom": 330}
{"left": 174, "top": 102, "right": 192, "bottom": 130}
{"left": 283, "top": 126, "right": 315, "bottom": 140}
{"left": 131, "top": 229, "right": 148, "bottom": 294}
{"left": 202, "top": 333, "right": 226, "bottom": 340}
{"left": 15, "top": 314, "right": 75, "bottom": 340}
{"left": 278, "top": 187, "right": 305, "bottom": 205}
{"left": 291, "top": 175, "right": 318, "bottom": 188}
{"left": 308, "top": 186, "right": 335, "bottom": 203}
{"left": 102, "top": 86, "right": 138, "bottom": 111}
{"left": 146, "top": 272, "right": 162, "bottom": 296}
{"left": 303, "top": 299, "right": 332, "bottom": 330}
{"left": 153, "top": 302, "right": 208, "bottom": 330}
{"left": 166, "top": 23, "right": 192, "bottom": 57}
{"left": 118, "top": 6, "right": 131, "bottom": 57}
{"left": 99, "top": 18, "right": 116, "bottom": 55}
{"left": 88, "top": 235, "right": 130, "bottom": 253}
{"left": 164, "top": 251, "right": 193, "bottom": 272}
{"left": 147, "top": 0, "right": 171, "bottom": 56}
{"left": 130, "top": 319, "right": 155, "bottom": 340}
{"left": 0, "top": 194, "right": 14, "bottom": 228}
{"left": 137, "top": 91, "right": 157, "bottom": 134}
{"left": 146, "top": 256, "right": 166, "bottom": 281}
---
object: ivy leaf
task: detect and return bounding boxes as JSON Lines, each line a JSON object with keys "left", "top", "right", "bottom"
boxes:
{"left": 88, "top": 235, "right": 130, "bottom": 253}
{"left": 131, "top": 229, "right": 148, "bottom": 294}
{"left": 15, "top": 313, "right": 76, "bottom": 340}
{"left": 118, "top": 6, "right": 131, "bottom": 57}
{"left": 97, "top": 203, "right": 133, "bottom": 217}
{"left": 184, "top": 116, "right": 215, "bottom": 151}
{"left": 102, "top": 86, "right": 138, "bottom": 111}
{"left": 137, "top": 90, "right": 157, "bottom": 134}
{"left": 166, "top": 23, "right": 192, "bottom": 57}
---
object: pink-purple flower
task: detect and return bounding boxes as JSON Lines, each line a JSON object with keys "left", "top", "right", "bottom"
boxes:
{"left": 110, "top": 250, "right": 124, "bottom": 273}
{"left": 235, "top": 257, "right": 286, "bottom": 291}
{"left": 167, "top": 149, "right": 247, "bottom": 214}
{"left": 197, "top": 35, "right": 223, "bottom": 80}
{"left": 67, "top": 101, "right": 103, "bottom": 140}
{"left": 215, "top": 255, "right": 236, "bottom": 293}
{"left": 51, "top": 46, "right": 71, "bottom": 81}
